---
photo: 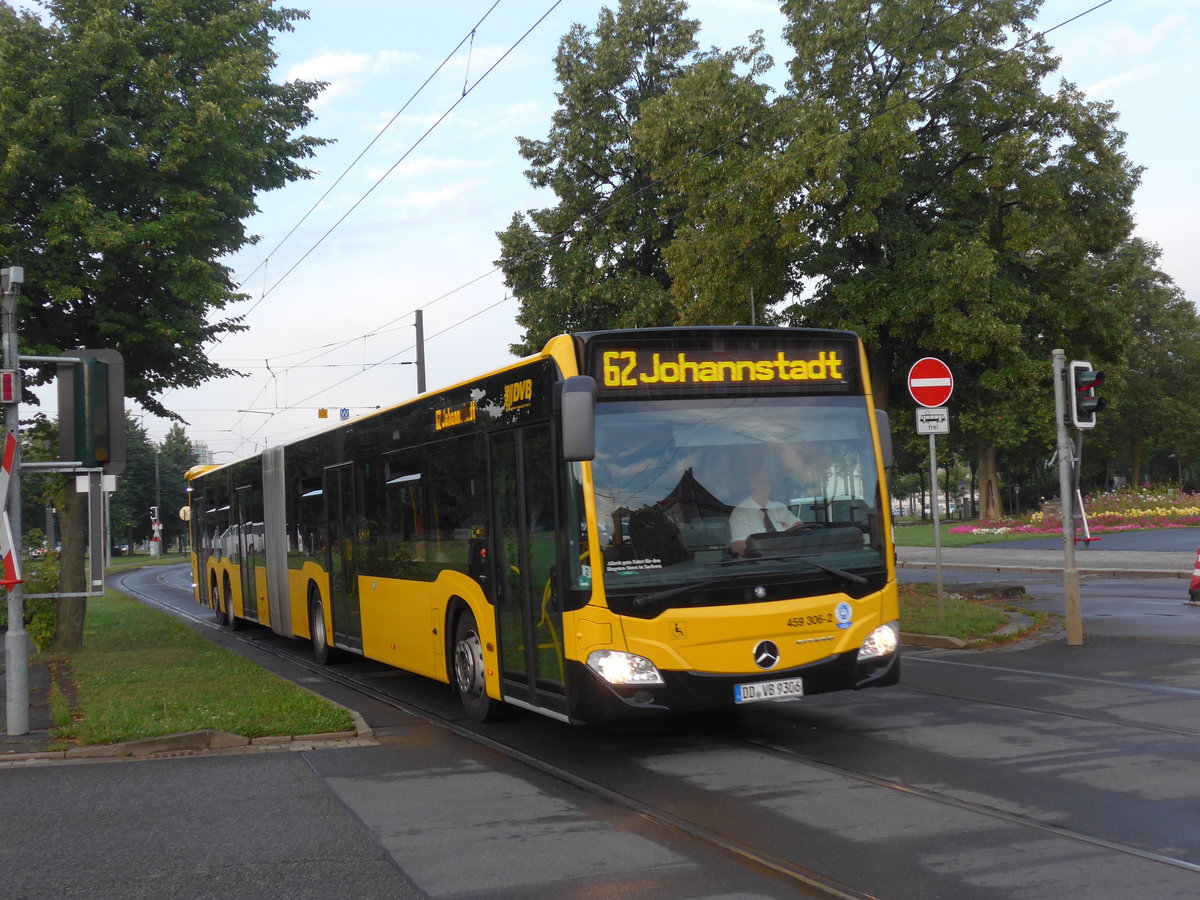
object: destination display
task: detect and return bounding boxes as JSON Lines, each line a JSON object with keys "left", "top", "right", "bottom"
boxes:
{"left": 586, "top": 333, "right": 861, "bottom": 397}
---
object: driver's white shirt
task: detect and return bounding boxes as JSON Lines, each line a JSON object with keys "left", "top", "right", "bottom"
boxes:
{"left": 729, "top": 498, "right": 799, "bottom": 543}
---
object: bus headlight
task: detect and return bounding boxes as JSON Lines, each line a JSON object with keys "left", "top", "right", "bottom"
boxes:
{"left": 858, "top": 621, "right": 899, "bottom": 661}
{"left": 587, "top": 649, "right": 665, "bottom": 686}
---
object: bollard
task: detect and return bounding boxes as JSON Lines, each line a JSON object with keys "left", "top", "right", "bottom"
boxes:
{"left": 1188, "top": 547, "right": 1200, "bottom": 606}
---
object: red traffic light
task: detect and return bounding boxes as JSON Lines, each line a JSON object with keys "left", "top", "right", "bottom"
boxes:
{"left": 1068, "top": 360, "right": 1106, "bottom": 429}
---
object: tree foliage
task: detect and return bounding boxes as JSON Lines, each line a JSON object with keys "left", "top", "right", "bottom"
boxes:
{"left": 642, "top": 0, "right": 1144, "bottom": 515}
{"left": 1079, "top": 239, "right": 1200, "bottom": 488}
{"left": 495, "top": 0, "right": 700, "bottom": 356}
{"left": 0, "top": 0, "right": 326, "bottom": 649}
{"left": 157, "top": 422, "right": 197, "bottom": 547}
{"left": 0, "top": 0, "right": 326, "bottom": 415}
{"left": 501, "top": 0, "right": 1191, "bottom": 507}
{"left": 108, "top": 414, "right": 156, "bottom": 549}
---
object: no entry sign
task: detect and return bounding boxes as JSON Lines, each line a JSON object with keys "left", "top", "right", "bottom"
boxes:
{"left": 908, "top": 357, "right": 954, "bottom": 408}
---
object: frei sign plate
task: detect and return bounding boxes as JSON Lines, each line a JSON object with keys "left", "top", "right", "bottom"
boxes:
{"left": 916, "top": 406, "right": 950, "bottom": 434}
{"left": 908, "top": 357, "right": 954, "bottom": 408}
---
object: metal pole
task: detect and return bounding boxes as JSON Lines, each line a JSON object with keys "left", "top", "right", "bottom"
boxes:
{"left": 414, "top": 309, "right": 427, "bottom": 394}
{"left": 1052, "top": 349, "right": 1083, "bottom": 645}
{"left": 88, "top": 471, "right": 104, "bottom": 591}
{"left": 2, "top": 267, "right": 27, "bottom": 734}
{"left": 930, "top": 433, "right": 943, "bottom": 618}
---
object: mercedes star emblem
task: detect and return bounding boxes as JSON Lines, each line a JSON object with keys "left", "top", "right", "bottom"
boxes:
{"left": 754, "top": 640, "right": 780, "bottom": 670}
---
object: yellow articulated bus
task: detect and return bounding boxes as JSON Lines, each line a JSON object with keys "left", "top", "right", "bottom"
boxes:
{"left": 187, "top": 327, "right": 900, "bottom": 723}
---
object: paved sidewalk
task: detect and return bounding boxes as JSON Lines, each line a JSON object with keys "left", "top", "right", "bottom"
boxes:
{"left": 0, "top": 632, "right": 55, "bottom": 757}
{"left": 897, "top": 544, "right": 1195, "bottom": 578}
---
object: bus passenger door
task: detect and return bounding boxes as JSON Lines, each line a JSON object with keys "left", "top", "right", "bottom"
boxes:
{"left": 235, "top": 485, "right": 259, "bottom": 621}
{"left": 190, "top": 492, "right": 208, "bottom": 605}
{"left": 324, "top": 463, "right": 363, "bottom": 652}
{"left": 490, "top": 424, "right": 567, "bottom": 716}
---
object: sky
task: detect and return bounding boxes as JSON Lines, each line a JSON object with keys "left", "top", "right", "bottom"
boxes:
{"left": 18, "top": 0, "right": 1200, "bottom": 461}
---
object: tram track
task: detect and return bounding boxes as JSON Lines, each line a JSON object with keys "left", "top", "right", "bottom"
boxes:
{"left": 717, "top": 723, "right": 1200, "bottom": 878}
{"left": 897, "top": 653, "right": 1200, "bottom": 738}
{"left": 117, "top": 565, "right": 1200, "bottom": 891}
{"left": 115, "top": 566, "right": 868, "bottom": 900}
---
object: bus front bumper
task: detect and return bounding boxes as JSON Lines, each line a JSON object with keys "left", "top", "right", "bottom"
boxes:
{"left": 568, "top": 647, "right": 899, "bottom": 724}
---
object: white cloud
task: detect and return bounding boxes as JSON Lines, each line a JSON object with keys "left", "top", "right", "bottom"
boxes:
{"left": 373, "top": 50, "right": 418, "bottom": 74}
{"left": 289, "top": 50, "right": 372, "bottom": 83}
{"left": 392, "top": 157, "right": 491, "bottom": 178}
{"left": 1085, "top": 62, "right": 1173, "bottom": 97}
{"left": 394, "top": 179, "right": 484, "bottom": 212}
{"left": 288, "top": 49, "right": 417, "bottom": 105}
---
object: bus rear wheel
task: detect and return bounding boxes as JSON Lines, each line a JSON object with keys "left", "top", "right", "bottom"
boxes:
{"left": 310, "top": 590, "right": 335, "bottom": 665}
{"left": 453, "top": 609, "right": 502, "bottom": 722}
{"left": 221, "top": 574, "right": 240, "bottom": 630}
{"left": 210, "top": 574, "right": 223, "bottom": 625}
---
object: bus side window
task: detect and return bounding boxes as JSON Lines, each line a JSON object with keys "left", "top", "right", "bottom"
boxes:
{"left": 426, "top": 436, "right": 485, "bottom": 575}
{"left": 383, "top": 452, "right": 428, "bottom": 579}
{"left": 297, "top": 477, "right": 325, "bottom": 563}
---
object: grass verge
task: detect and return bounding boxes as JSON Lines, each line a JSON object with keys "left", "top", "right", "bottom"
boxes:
{"left": 893, "top": 523, "right": 1051, "bottom": 547}
{"left": 47, "top": 589, "right": 354, "bottom": 748}
{"left": 900, "top": 581, "right": 1052, "bottom": 645}
{"left": 106, "top": 551, "right": 192, "bottom": 572}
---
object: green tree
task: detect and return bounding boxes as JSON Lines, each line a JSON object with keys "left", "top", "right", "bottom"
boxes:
{"left": 495, "top": 0, "right": 700, "bottom": 355}
{"left": 157, "top": 422, "right": 197, "bottom": 550}
{"left": 1081, "top": 239, "right": 1200, "bottom": 489}
{"left": 1, "top": 0, "right": 325, "bottom": 410}
{"left": 0, "top": 0, "right": 326, "bottom": 649}
{"left": 108, "top": 414, "right": 156, "bottom": 550}
{"left": 642, "top": 0, "right": 1142, "bottom": 519}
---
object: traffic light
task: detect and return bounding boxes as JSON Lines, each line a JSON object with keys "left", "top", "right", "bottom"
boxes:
{"left": 56, "top": 349, "right": 126, "bottom": 474}
{"left": 1068, "top": 359, "right": 1106, "bottom": 429}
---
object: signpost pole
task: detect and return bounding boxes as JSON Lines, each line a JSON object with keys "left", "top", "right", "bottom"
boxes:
{"left": 1, "top": 267, "right": 26, "bottom": 734}
{"left": 1052, "top": 349, "right": 1083, "bottom": 645}
{"left": 930, "top": 432, "right": 943, "bottom": 617}
{"left": 908, "top": 358, "right": 954, "bottom": 621}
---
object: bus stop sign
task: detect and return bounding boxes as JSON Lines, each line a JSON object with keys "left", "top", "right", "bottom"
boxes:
{"left": 908, "top": 357, "right": 954, "bottom": 408}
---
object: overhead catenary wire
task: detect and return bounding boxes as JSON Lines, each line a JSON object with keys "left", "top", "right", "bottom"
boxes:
{"left": 237, "top": 0, "right": 565, "bottom": 320}
{"left": 233, "top": 0, "right": 506, "bottom": 297}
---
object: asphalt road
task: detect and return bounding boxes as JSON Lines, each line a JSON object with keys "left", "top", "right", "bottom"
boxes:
{"left": 8, "top": 537, "right": 1200, "bottom": 899}
{"left": 898, "top": 526, "right": 1200, "bottom": 641}
{"left": 125, "top": 555, "right": 1200, "bottom": 898}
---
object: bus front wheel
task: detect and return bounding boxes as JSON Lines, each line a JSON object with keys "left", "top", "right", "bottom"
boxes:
{"left": 453, "top": 609, "right": 502, "bottom": 722}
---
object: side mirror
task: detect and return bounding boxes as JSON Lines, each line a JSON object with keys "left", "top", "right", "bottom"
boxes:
{"left": 875, "top": 409, "right": 893, "bottom": 469}
{"left": 560, "top": 376, "right": 597, "bottom": 461}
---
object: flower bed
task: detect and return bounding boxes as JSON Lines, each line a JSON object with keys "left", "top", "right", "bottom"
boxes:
{"left": 949, "top": 487, "right": 1200, "bottom": 536}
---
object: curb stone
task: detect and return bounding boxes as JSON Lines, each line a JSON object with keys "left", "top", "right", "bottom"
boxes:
{"left": 0, "top": 710, "right": 375, "bottom": 768}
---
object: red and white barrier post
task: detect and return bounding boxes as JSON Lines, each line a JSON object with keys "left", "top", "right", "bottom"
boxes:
{"left": 1188, "top": 548, "right": 1200, "bottom": 606}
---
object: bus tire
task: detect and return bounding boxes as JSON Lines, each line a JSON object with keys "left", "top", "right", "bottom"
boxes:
{"left": 221, "top": 574, "right": 241, "bottom": 630}
{"left": 309, "top": 588, "right": 336, "bottom": 665}
{"left": 453, "top": 608, "right": 502, "bottom": 722}
{"left": 210, "top": 573, "right": 223, "bottom": 625}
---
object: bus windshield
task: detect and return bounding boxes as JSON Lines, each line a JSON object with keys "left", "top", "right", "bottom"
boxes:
{"left": 591, "top": 395, "right": 888, "bottom": 612}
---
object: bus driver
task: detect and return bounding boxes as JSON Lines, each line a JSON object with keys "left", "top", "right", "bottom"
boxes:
{"left": 729, "top": 473, "right": 805, "bottom": 557}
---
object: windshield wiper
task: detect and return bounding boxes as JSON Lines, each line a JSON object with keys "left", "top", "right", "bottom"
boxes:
{"left": 632, "top": 578, "right": 722, "bottom": 608}
{"left": 719, "top": 554, "right": 868, "bottom": 587}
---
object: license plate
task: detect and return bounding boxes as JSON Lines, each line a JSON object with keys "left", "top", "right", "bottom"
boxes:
{"left": 734, "top": 677, "right": 804, "bottom": 704}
